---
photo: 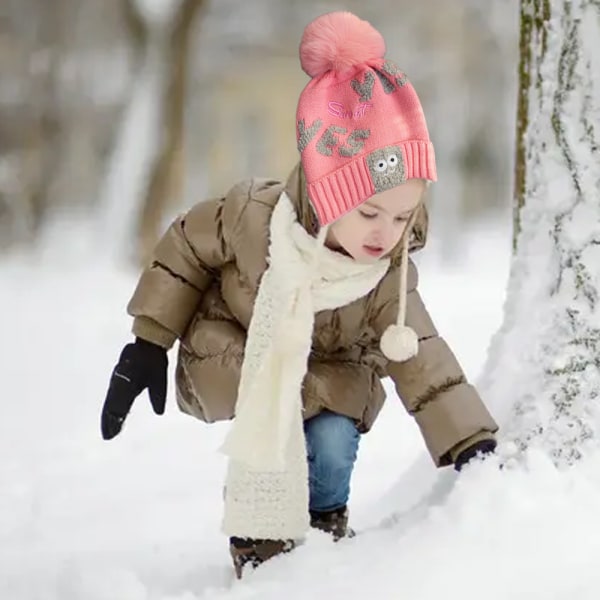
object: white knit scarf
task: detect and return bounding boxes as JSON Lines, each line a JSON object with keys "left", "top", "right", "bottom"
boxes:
{"left": 220, "top": 191, "right": 390, "bottom": 540}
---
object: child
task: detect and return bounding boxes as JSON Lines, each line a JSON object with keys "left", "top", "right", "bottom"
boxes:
{"left": 100, "top": 11, "right": 498, "bottom": 578}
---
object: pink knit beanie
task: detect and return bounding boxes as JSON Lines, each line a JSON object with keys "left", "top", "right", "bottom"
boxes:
{"left": 296, "top": 11, "right": 437, "bottom": 226}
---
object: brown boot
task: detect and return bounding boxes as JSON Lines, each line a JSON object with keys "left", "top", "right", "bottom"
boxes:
{"left": 229, "top": 537, "right": 295, "bottom": 579}
{"left": 309, "top": 505, "right": 356, "bottom": 541}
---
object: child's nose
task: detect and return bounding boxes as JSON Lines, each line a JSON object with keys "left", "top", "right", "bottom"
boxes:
{"left": 376, "top": 220, "right": 394, "bottom": 243}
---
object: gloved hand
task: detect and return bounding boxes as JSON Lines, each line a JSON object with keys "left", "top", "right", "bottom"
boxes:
{"left": 101, "top": 337, "right": 168, "bottom": 440}
{"left": 454, "top": 438, "right": 497, "bottom": 472}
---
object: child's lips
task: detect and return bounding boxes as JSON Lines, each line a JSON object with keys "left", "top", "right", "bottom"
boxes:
{"left": 363, "top": 244, "right": 384, "bottom": 256}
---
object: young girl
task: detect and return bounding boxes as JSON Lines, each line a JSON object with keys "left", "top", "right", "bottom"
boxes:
{"left": 101, "top": 11, "right": 498, "bottom": 578}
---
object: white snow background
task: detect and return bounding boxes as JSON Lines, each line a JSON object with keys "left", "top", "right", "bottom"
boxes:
{"left": 3, "top": 209, "right": 600, "bottom": 600}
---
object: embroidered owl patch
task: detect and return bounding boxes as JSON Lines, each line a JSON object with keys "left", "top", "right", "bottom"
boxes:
{"left": 366, "top": 145, "right": 406, "bottom": 192}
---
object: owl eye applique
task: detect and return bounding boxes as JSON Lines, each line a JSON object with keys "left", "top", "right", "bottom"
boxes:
{"left": 367, "top": 145, "right": 406, "bottom": 193}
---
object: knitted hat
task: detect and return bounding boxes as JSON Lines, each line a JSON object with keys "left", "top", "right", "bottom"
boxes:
{"left": 296, "top": 11, "right": 437, "bottom": 226}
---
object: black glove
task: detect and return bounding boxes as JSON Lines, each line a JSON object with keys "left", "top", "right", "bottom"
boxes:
{"left": 454, "top": 438, "right": 497, "bottom": 472}
{"left": 101, "top": 337, "right": 168, "bottom": 440}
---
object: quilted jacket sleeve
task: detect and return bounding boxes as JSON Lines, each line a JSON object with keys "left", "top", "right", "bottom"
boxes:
{"left": 374, "top": 259, "right": 499, "bottom": 467}
{"left": 126, "top": 184, "right": 249, "bottom": 348}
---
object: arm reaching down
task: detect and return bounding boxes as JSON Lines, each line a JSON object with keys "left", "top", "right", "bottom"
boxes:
{"left": 375, "top": 260, "right": 498, "bottom": 467}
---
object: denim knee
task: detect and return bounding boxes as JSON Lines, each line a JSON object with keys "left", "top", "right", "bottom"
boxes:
{"left": 304, "top": 411, "right": 360, "bottom": 512}
{"left": 305, "top": 411, "right": 359, "bottom": 467}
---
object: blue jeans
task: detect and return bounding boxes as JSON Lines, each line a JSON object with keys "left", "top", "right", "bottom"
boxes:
{"left": 304, "top": 410, "right": 360, "bottom": 512}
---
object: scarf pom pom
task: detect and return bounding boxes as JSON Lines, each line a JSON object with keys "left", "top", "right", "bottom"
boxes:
{"left": 380, "top": 324, "right": 419, "bottom": 362}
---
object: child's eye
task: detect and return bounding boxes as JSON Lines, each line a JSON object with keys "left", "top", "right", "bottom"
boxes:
{"left": 359, "top": 211, "right": 377, "bottom": 220}
{"left": 395, "top": 215, "right": 409, "bottom": 223}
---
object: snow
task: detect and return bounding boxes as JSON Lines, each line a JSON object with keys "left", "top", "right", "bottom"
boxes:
{"left": 3, "top": 211, "right": 599, "bottom": 599}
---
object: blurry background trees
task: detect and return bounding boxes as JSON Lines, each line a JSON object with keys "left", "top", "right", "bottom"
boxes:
{"left": 0, "top": 0, "right": 518, "bottom": 264}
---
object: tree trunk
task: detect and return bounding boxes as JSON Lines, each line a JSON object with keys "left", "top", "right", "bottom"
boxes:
{"left": 513, "top": 0, "right": 551, "bottom": 250}
{"left": 482, "top": 0, "right": 600, "bottom": 465}
{"left": 136, "top": 0, "right": 206, "bottom": 264}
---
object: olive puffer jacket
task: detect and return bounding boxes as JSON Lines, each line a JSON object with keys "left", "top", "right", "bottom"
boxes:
{"left": 127, "top": 164, "right": 498, "bottom": 466}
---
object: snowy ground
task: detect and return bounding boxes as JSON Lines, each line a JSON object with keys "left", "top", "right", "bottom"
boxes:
{"left": 3, "top": 213, "right": 600, "bottom": 600}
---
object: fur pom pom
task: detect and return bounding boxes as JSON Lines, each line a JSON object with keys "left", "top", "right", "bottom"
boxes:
{"left": 299, "top": 12, "right": 385, "bottom": 77}
{"left": 380, "top": 324, "right": 419, "bottom": 362}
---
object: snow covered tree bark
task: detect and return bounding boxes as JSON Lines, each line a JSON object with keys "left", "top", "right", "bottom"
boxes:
{"left": 483, "top": 0, "right": 600, "bottom": 465}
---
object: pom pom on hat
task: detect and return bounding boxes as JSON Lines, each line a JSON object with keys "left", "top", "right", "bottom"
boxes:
{"left": 380, "top": 324, "right": 419, "bottom": 362}
{"left": 379, "top": 212, "right": 422, "bottom": 364}
{"left": 299, "top": 11, "right": 385, "bottom": 77}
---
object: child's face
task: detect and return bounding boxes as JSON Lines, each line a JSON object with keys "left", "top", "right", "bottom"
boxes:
{"left": 325, "top": 179, "right": 425, "bottom": 263}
